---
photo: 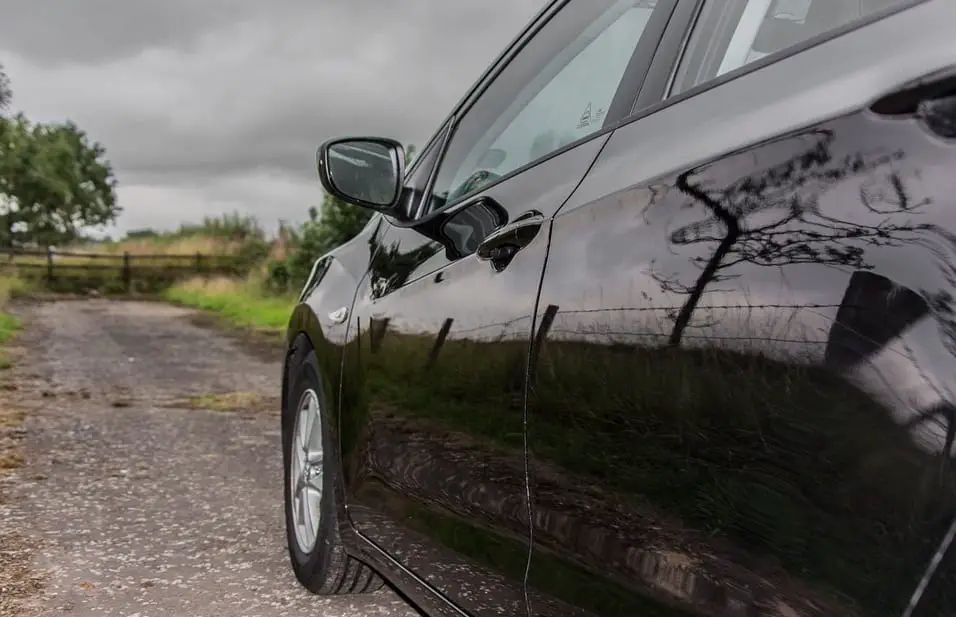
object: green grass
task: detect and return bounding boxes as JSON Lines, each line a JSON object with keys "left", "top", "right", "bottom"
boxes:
{"left": 162, "top": 277, "right": 295, "bottom": 334}
{"left": 0, "top": 277, "right": 21, "bottom": 369}
{"left": 0, "top": 311, "right": 17, "bottom": 344}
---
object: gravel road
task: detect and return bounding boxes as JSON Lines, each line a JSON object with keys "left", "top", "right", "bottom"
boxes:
{"left": 0, "top": 299, "right": 417, "bottom": 617}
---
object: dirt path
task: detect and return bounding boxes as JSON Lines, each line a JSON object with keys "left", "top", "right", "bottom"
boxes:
{"left": 0, "top": 299, "right": 416, "bottom": 617}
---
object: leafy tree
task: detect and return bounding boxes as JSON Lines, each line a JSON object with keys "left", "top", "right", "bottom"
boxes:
{"left": 277, "top": 196, "right": 374, "bottom": 290}
{"left": 0, "top": 62, "right": 11, "bottom": 110}
{"left": 0, "top": 114, "right": 119, "bottom": 247}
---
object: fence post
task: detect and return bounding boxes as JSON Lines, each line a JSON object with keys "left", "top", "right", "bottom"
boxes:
{"left": 46, "top": 247, "right": 54, "bottom": 283}
{"left": 370, "top": 318, "right": 390, "bottom": 353}
{"left": 123, "top": 252, "right": 131, "bottom": 292}
{"left": 426, "top": 318, "right": 454, "bottom": 369}
{"left": 195, "top": 252, "right": 203, "bottom": 274}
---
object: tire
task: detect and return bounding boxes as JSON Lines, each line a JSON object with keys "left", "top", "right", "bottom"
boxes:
{"left": 282, "top": 341, "right": 384, "bottom": 594}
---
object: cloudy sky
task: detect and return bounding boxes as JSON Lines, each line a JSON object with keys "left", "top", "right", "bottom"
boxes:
{"left": 0, "top": 0, "right": 543, "bottom": 236}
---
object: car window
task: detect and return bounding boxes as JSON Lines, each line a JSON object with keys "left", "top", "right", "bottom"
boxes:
{"left": 425, "top": 0, "right": 665, "bottom": 215}
{"left": 670, "top": 0, "right": 909, "bottom": 95}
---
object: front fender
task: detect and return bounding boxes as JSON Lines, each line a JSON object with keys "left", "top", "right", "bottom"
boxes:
{"left": 282, "top": 258, "right": 367, "bottom": 551}
{"left": 284, "top": 253, "right": 363, "bottom": 413}
{"left": 283, "top": 212, "right": 388, "bottom": 424}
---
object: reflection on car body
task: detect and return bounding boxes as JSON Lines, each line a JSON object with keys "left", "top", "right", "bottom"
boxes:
{"left": 280, "top": 1, "right": 956, "bottom": 616}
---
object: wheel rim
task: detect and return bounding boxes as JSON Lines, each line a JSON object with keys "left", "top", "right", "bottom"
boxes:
{"left": 290, "top": 388, "right": 324, "bottom": 554}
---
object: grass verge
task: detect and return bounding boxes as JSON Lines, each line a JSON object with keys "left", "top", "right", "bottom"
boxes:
{"left": 0, "top": 276, "right": 21, "bottom": 370}
{"left": 0, "top": 275, "right": 24, "bottom": 475}
{"left": 163, "top": 276, "right": 295, "bottom": 335}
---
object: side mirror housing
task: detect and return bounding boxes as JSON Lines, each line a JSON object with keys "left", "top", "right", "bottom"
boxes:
{"left": 316, "top": 137, "right": 405, "bottom": 214}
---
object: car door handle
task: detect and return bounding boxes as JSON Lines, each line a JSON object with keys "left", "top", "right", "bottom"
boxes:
{"left": 476, "top": 212, "right": 545, "bottom": 270}
{"left": 870, "top": 68, "right": 956, "bottom": 138}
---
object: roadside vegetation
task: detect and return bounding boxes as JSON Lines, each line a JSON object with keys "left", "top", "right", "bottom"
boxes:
{"left": 1, "top": 62, "right": 390, "bottom": 331}
{"left": 163, "top": 276, "right": 296, "bottom": 335}
{"left": 155, "top": 144, "right": 422, "bottom": 325}
{"left": 161, "top": 184, "right": 393, "bottom": 332}
{"left": 0, "top": 190, "right": 386, "bottom": 332}
{"left": 0, "top": 270, "right": 24, "bottom": 475}
{"left": 0, "top": 274, "right": 20, "bottom": 370}
{"left": 1, "top": 184, "right": 379, "bottom": 333}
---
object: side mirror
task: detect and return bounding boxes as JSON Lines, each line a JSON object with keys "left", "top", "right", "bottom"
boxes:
{"left": 316, "top": 137, "right": 405, "bottom": 212}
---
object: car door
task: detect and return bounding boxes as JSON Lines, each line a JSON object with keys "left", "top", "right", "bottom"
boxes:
{"left": 525, "top": 1, "right": 956, "bottom": 617}
{"left": 336, "top": 2, "right": 677, "bottom": 616}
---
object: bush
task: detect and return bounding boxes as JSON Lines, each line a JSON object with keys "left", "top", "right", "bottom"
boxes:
{"left": 163, "top": 277, "right": 295, "bottom": 334}
{"left": 174, "top": 211, "right": 265, "bottom": 241}
{"left": 123, "top": 228, "right": 160, "bottom": 240}
{"left": 264, "top": 259, "right": 292, "bottom": 294}
{"left": 265, "top": 199, "right": 373, "bottom": 293}
{"left": 234, "top": 237, "right": 271, "bottom": 275}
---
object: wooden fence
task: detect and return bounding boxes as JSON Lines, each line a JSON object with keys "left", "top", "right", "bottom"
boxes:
{"left": 0, "top": 246, "right": 241, "bottom": 292}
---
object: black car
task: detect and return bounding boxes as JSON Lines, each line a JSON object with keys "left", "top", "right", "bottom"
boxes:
{"left": 281, "top": 1, "right": 956, "bottom": 615}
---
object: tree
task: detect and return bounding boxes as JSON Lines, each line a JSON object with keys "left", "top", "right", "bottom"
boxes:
{"left": 278, "top": 195, "right": 375, "bottom": 288}
{"left": 0, "top": 62, "right": 11, "bottom": 110}
{"left": 0, "top": 114, "right": 119, "bottom": 247}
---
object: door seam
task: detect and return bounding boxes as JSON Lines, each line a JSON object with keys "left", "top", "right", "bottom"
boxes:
{"left": 521, "top": 127, "right": 617, "bottom": 617}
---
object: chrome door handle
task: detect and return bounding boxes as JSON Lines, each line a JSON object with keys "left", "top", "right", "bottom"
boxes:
{"left": 328, "top": 307, "right": 348, "bottom": 324}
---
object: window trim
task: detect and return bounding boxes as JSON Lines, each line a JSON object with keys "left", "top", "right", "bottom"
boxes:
{"left": 420, "top": 0, "right": 567, "bottom": 167}
{"left": 388, "top": 0, "right": 567, "bottom": 226}
{"left": 633, "top": 0, "right": 704, "bottom": 108}
{"left": 652, "top": 0, "right": 930, "bottom": 104}
{"left": 403, "top": 0, "right": 677, "bottom": 225}
{"left": 394, "top": 122, "right": 451, "bottom": 222}
{"left": 601, "top": 0, "right": 681, "bottom": 133}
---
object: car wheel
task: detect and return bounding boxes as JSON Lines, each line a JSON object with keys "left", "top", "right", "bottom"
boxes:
{"left": 283, "top": 343, "right": 384, "bottom": 594}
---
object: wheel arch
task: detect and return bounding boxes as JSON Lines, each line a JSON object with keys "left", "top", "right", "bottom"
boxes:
{"left": 283, "top": 303, "right": 326, "bottom": 420}
{"left": 282, "top": 302, "right": 364, "bottom": 557}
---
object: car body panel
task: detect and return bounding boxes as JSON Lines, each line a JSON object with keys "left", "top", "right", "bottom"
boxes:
{"left": 337, "top": 134, "right": 611, "bottom": 617}
{"left": 282, "top": 1, "right": 956, "bottom": 616}
{"left": 525, "top": 1, "right": 956, "bottom": 616}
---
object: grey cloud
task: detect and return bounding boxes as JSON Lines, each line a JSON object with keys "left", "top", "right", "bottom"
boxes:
{"left": 0, "top": 0, "right": 545, "bottom": 231}
{"left": 0, "top": 0, "right": 248, "bottom": 65}
{"left": 66, "top": 3, "right": 541, "bottom": 175}
{"left": 0, "top": 1, "right": 541, "bottom": 67}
